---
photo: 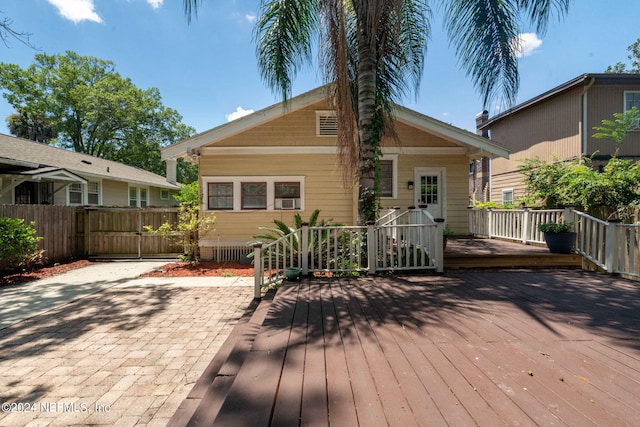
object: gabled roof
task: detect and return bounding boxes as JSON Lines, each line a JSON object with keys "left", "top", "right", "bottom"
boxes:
{"left": 480, "top": 73, "right": 640, "bottom": 129}
{"left": 161, "top": 86, "right": 508, "bottom": 160}
{"left": 0, "top": 133, "right": 179, "bottom": 189}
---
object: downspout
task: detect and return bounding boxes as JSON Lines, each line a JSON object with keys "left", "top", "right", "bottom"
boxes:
{"left": 582, "top": 77, "right": 596, "bottom": 156}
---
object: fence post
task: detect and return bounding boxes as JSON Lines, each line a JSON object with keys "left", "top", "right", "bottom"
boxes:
{"left": 253, "top": 243, "right": 263, "bottom": 299}
{"left": 301, "top": 222, "right": 309, "bottom": 275}
{"left": 605, "top": 221, "right": 618, "bottom": 273}
{"left": 522, "top": 208, "right": 530, "bottom": 244}
{"left": 367, "top": 221, "right": 377, "bottom": 274}
{"left": 434, "top": 219, "right": 445, "bottom": 273}
{"left": 487, "top": 209, "right": 494, "bottom": 239}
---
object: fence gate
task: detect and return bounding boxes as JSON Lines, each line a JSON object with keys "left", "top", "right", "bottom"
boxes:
{"left": 82, "top": 207, "right": 181, "bottom": 259}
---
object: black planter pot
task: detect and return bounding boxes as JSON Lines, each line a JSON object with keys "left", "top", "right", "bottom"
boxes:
{"left": 543, "top": 231, "right": 577, "bottom": 254}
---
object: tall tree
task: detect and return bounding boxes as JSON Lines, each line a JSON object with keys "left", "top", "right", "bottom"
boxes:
{"left": 184, "top": 0, "right": 569, "bottom": 223}
{"left": 0, "top": 12, "right": 34, "bottom": 48}
{"left": 0, "top": 51, "right": 196, "bottom": 182}
{"left": 605, "top": 38, "right": 640, "bottom": 74}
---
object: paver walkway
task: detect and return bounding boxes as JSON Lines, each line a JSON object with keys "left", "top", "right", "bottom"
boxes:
{"left": 0, "top": 263, "right": 255, "bottom": 427}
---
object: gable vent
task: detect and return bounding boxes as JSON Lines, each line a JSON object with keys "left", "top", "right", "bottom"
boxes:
{"left": 317, "top": 112, "right": 338, "bottom": 136}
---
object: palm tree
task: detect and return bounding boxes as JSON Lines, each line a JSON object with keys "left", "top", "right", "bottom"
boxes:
{"left": 183, "top": 0, "right": 569, "bottom": 224}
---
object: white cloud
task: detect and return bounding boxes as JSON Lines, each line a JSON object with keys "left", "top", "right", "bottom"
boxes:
{"left": 47, "top": 0, "right": 103, "bottom": 24}
{"left": 245, "top": 14, "right": 257, "bottom": 23}
{"left": 147, "top": 0, "right": 163, "bottom": 9}
{"left": 226, "top": 106, "right": 254, "bottom": 122}
{"left": 512, "top": 33, "right": 543, "bottom": 58}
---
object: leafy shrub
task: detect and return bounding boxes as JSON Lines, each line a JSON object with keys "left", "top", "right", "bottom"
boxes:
{"left": 519, "top": 156, "right": 640, "bottom": 221}
{"left": 0, "top": 217, "right": 43, "bottom": 269}
{"left": 538, "top": 222, "right": 573, "bottom": 233}
{"left": 144, "top": 183, "right": 215, "bottom": 265}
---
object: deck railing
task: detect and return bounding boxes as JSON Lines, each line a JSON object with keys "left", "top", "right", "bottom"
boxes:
{"left": 252, "top": 207, "right": 444, "bottom": 297}
{"left": 470, "top": 208, "right": 640, "bottom": 280}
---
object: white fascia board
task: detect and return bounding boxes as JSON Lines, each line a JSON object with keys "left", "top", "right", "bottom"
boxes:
{"left": 395, "top": 106, "right": 509, "bottom": 159}
{"left": 161, "top": 88, "right": 327, "bottom": 160}
{"left": 200, "top": 146, "right": 468, "bottom": 156}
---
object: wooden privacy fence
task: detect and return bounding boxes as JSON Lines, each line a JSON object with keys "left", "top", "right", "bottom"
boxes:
{"left": 81, "top": 207, "right": 181, "bottom": 258}
{"left": 1, "top": 204, "right": 80, "bottom": 264}
{"left": 1, "top": 205, "right": 181, "bottom": 263}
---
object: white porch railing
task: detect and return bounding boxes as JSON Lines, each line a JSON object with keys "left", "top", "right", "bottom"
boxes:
{"left": 252, "top": 207, "right": 445, "bottom": 297}
{"left": 469, "top": 208, "right": 640, "bottom": 280}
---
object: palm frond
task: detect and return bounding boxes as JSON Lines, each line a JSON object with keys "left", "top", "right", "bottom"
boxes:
{"left": 255, "top": 0, "right": 319, "bottom": 103}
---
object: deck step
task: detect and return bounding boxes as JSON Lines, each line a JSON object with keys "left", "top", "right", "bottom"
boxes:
{"left": 445, "top": 253, "right": 583, "bottom": 269}
{"left": 167, "top": 291, "right": 275, "bottom": 427}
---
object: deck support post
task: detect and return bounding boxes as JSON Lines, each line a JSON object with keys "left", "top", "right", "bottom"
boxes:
{"left": 253, "top": 243, "right": 263, "bottom": 299}
{"left": 366, "top": 221, "right": 377, "bottom": 274}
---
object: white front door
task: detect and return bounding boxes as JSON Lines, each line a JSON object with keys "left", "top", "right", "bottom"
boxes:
{"left": 414, "top": 167, "right": 445, "bottom": 219}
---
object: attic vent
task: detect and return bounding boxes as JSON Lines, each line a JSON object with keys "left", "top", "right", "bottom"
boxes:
{"left": 316, "top": 111, "right": 338, "bottom": 136}
{"left": 81, "top": 160, "right": 92, "bottom": 165}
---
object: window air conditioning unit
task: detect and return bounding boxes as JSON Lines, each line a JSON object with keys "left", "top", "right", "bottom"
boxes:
{"left": 279, "top": 198, "right": 297, "bottom": 210}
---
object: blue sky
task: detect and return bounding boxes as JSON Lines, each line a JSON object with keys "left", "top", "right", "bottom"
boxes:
{"left": 1, "top": 0, "right": 639, "bottom": 137}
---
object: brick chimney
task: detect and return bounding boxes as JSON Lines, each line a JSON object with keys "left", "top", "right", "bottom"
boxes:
{"left": 475, "top": 110, "right": 489, "bottom": 138}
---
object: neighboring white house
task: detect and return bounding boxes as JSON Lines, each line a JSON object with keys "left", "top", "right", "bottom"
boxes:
{"left": 0, "top": 133, "right": 180, "bottom": 206}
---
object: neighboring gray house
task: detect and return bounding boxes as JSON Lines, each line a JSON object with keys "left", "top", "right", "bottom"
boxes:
{"left": 0, "top": 133, "right": 180, "bottom": 206}
{"left": 473, "top": 73, "right": 640, "bottom": 204}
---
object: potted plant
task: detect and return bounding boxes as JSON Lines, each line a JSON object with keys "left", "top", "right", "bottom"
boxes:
{"left": 443, "top": 224, "right": 454, "bottom": 249}
{"left": 538, "top": 221, "right": 576, "bottom": 254}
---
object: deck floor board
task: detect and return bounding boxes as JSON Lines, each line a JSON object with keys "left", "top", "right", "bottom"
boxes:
{"left": 181, "top": 261, "right": 640, "bottom": 426}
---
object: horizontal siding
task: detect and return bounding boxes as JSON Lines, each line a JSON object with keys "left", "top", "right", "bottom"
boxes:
{"left": 490, "top": 171, "right": 528, "bottom": 203}
{"left": 214, "top": 101, "right": 337, "bottom": 148}
{"left": 489, "top": 86, "right": 583, "bottom": 176}
{"left": 382, "top": 155, "right": 470, "bottom": 235}
{"left": 200, "top": 153, "right": 354, "bottom": 243}
{"left": 101, "top": 180, "right": 128, "bottom": 206}
{"left": 587, "top": 84, "right": 640, "bottom": 157}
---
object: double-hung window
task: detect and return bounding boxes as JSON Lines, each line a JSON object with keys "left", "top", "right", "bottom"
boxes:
{"left": 208, "top": 183, "right": 233, "bottom": 210}
{"left": 241, "top": 182, "right": 267, "bottom": 209}
{"left": 129, "top": 186, "right": 148, "bottom": 207}
{"left": 69, "top": 183, "right": 83, "bottom": 204}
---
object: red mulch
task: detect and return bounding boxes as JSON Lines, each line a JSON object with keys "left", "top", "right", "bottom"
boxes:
{"left": 0, "top": 259, "right": 93, "bottom": 288}
{"left": 141, "top": 261, "right": 254, "bottom": 277}
{"left": 0, "top": 260, "right": 254, "bottom": 288}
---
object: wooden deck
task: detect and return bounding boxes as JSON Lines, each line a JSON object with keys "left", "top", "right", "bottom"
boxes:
{"left": 171, "top": 267, "right": 640, "bottom": 426}
{"left": 444, "top": 237, "right": 583, "bottom": 269}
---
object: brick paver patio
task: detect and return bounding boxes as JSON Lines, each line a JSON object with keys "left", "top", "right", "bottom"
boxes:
{"left": 0, "top": 279, "right": 254, "bottom": 427}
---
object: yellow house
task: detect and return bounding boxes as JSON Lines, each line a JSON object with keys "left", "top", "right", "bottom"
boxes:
{"left": 162, "top": 87, "right": 508, "bottom": 260}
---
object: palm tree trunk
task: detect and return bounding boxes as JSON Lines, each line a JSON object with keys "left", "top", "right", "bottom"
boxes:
{"left": 355, "top": 16, "right": 378, "bottom": 225}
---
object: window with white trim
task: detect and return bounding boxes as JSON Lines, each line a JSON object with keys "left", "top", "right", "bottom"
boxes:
{"left": 502, "top": 189, "right": 514, "bottom": 205}
{"left": 129, "top": 186, "right": 149, "bottom": 207}
{"left": 69, "top": 183, "right": 83, "bottom": 204}
{"left": 160, "top": 189, "right": 170, "bottom": 201}
{"left": 275, "top": 182, "right": 301, "bottom": 209}
{"left": 379, "top": 160, "right": 393, "bottom": 197}
{"left": 241, "top": 182, "right": 267, "bottom": 209}
{"left": 316, "top": 111, "right": 338, "bottom": 136}
{"left": 203, "top": 176, "right": 305, "bottom": 211}
{"left": 129, "top": 187, "right": 137, "bottom": 207}
{"left": 208, "top": 183, "right": 233, "bottom": 210}
{"left": 624, "top": 91, "right": 640, "bottom": 129}
{"left": 68, "top": 181, "right": 100, "bottom": 205}
{"left": 87, "top": 182, "right": 100, "bottom": 205}
{"left": 379, "top": 155, "right": 398, "bottom": 198}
